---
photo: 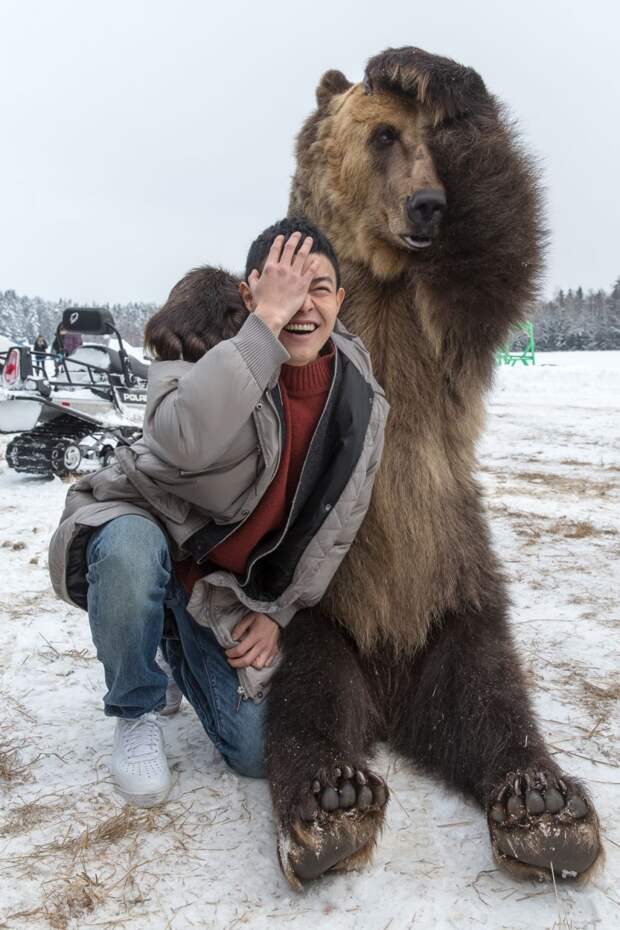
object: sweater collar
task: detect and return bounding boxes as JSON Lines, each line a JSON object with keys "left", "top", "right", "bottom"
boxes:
{"left": 280, "top": 340, "right": 335, "bottom": 395}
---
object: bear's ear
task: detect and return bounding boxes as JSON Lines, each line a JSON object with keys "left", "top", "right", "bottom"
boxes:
{"left": 316, "top": 69, "right": 352, "bottom": 106}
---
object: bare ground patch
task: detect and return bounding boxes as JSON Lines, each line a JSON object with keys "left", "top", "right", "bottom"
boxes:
{"left": 4, "top": 867, "right": 117, "bottom": 930}
{"left": 36, "top": 634, "right": 94, "bottom": 664}
{"left": 548, "top": 519, "right": 598, "bottom": 539}
{"left": 0, "top": 784, "right": 246, "bottom": 930}
{"left": 544, "top": 660, "right": 620, "bottom": 757}
{"left": 0, "top": 712, "right": 40, "bottom": 787}
{"left": 481, "top": 466, "right": 619, "bottom": 499}
{"left": 516, "top": 471, "right": 617, "bottom": 497}
{"left": 580, "top": 677, "right": 620, "bottom": 714}
{"left": 0, "top": 798, "right": 66, "bottom": 837}
{"left": 485, "top": 502, "right": 616, "bottom": 547}
{"left": 2, "top": 593, "right": 57, "bottom": 622}
{"left": 0, "top": 739, "right": 37, "bottom": 786}
{"left": 0, "top": 801, "right": 201, "bottom": 929}
{"left": 559, "top": 458, "right": 597, "bottom": 467}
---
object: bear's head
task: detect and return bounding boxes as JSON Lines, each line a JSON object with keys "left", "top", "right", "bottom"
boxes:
{"left": 290, "top": 47, "right": 543, "bottom": 289}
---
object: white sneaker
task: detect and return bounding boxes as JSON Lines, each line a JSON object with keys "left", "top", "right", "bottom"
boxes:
{"left": 156, "top": 648, "right": 183, "bottom": 716}
{"left": 110, "top": 713, "right": 172, "bottom": 807}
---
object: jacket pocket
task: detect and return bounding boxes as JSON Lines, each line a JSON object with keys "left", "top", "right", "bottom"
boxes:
{"left": 178, "top": 447, "right": 254, "bottom": 478}
{"left": 205, "top": 585, "right": 280, "bottom": 703}
{"left": 236, "top": 661, "right": 280, "bottom": 705}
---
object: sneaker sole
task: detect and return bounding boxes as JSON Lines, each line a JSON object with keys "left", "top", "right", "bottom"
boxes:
{"left": 159, "top": 699, "right": 183, "bottom": 717}
{"left": 114, "top": 784, "right": 172, "bottom": 808}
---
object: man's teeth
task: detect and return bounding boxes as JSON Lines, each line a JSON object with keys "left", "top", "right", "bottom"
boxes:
{"left": 284, "top": 323, "right": 318, "bottom": 333}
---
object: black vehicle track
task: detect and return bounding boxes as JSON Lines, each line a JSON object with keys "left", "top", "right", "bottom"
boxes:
{"left": 6, "top": 415, "right": 97, "bottom": 478}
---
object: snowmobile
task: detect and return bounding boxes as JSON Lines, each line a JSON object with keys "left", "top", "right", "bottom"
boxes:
{"left": 0, "top": 308, "right": 148, "bottom": 478}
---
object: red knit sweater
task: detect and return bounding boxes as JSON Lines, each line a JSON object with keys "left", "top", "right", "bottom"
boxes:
{"left": 174, "top": 343, "right": 335, "bottom": 594}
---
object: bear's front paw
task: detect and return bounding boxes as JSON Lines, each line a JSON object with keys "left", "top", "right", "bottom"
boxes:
{"left": 488, "top": 768, "right": 601, "bottom": 881}
{"left": 363, "top": 47, "right": 488, "bottom": 120}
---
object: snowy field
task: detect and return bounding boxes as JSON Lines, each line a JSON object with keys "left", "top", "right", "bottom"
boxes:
{"left": 0, "top": 351, "right": 618, "bottom": 930}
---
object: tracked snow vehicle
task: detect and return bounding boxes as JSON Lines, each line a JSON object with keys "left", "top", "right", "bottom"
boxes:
{"left": 0, "top": 308, "right": 148, "bottom": 478}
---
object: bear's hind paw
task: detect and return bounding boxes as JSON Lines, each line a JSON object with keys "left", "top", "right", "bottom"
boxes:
{"left": 278, "top": 763, "right": 388, "bottom": 889}
{"left": 278, "top": 804, "right": 385, "bottom": 889}
{"left": 488, "top": 768, "right": 602, "bottom": 881}
{"left": 296, "top": 764, "right": 387, "bottom": 822}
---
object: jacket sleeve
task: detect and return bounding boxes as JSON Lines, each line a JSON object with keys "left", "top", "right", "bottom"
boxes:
{"left": 268, "top": 397, "right": 388, "bottom": 628}
{"left": 142, "top": 313, "right": 290, "bottom": 470}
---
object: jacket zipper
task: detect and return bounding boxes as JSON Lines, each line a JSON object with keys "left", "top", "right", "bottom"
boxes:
{"left": 240, "top": 351, "right": 340, "bottom": 587}
{"left": 235, "top": 682, "right": 264, "bottom": 708}
{"left": 236, "top": 685, "right": 247, "bottom": 712}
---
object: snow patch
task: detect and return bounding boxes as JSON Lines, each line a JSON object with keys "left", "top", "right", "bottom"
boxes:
{"left": 0, "top": 350, "right": 617, "bottom": 929}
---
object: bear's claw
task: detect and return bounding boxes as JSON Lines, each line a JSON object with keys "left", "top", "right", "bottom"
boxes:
{"left": 489, "top": 769, "right": 588, "bottom": 824}
{"left": 303, "top": 764, "right": 387, "bottom": 819}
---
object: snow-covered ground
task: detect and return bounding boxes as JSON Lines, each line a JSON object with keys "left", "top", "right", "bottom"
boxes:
{"left": 0, "top": 351, "right": 618, "bottom": 930}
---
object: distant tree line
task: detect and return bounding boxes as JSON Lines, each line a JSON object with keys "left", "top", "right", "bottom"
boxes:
{"left": 528, "top": 277, "right": 620, "bottom": 351}
{"left": 0, "top": 290, "right": 157, "bottom": 348}
{"left": 2, "top": 276, "right": 620, "bottom": 351}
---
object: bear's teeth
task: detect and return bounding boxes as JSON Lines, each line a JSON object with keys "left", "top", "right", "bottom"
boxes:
{"left": 403, "top": 235, "right": 432, "bottom": 250}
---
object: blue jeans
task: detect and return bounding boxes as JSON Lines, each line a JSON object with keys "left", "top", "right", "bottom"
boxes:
{"left": 86, "top": 515, "right": 267, "bottom": 778}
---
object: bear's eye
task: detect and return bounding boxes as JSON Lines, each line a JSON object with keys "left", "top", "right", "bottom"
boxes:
{"left": 371, "top": 124, "right": 399, "bottom": 147}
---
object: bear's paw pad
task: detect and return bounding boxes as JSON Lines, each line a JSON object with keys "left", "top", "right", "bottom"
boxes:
{"left": 488, "top": 768, "right": 601, "bottom": 881}
{"left": 278, "top": 764, "right": 388, "bottom": 889}
{"left": 297, "top": 764, "right": 388, "bottom": 822}
{"left": 279, "top": 807, "right": 385, "bottom": 889}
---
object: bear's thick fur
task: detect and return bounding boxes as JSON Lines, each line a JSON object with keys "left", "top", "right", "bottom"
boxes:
{"left": 264, "top": 48, "right": 602, "bottom": 888}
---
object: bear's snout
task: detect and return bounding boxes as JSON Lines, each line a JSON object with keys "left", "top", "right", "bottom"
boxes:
{"left": 404, "top": 188, "right": 446, "bottom": 245}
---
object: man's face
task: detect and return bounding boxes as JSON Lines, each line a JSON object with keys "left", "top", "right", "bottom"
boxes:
{"left": 278, "top": 253, "right": 345, "bottom": 365}
{"left": 242, "top": 252, "right": 345, "bottom": 367}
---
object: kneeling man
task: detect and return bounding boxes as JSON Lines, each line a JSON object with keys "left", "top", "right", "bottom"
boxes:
{"left": 49, "top": 219, "right": 389, "bottom": 806}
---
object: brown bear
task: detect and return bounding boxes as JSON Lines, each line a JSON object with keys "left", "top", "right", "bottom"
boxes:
{"left": 143, "top": 47, "right": 602, "bottom": 890}
{"left": 261, "top": 47, "right": 602, "bottom": 887}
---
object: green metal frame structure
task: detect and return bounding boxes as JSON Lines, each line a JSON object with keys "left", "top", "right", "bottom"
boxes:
{"left": 496, "top": 321, "right": 535, "bottom": 366}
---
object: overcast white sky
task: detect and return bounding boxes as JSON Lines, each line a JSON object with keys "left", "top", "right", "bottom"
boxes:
{"left": 1, "top": 0, "right": 618, "bottom": 305}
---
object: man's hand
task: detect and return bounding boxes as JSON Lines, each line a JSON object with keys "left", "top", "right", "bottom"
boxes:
{"left": 225, "top": 611, "right": 280, "bottom": 670}
{"left": 249, "top": 232, "right": 319, "bottom": 336}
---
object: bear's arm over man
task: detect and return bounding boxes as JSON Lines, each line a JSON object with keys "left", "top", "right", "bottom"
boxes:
{"left": 142, "top": 313, "right": 289, "bottom": 471}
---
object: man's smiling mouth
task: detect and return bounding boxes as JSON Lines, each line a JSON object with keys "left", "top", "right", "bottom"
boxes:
{"left": 283, "top": 322, "right": 320, "bottom": 334}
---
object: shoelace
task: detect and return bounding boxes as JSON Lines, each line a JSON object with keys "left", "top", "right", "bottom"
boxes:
{"left": 123, "top": 715, "right": 162, "bottom": 760}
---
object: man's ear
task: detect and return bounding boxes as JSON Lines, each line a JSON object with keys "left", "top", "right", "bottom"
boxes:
{"left": 239, "top": 281, "right": 254, "bottom": 313}
{"left": 316, "top": 70, "right": 353, "bottom": 107}
{"left": 335, "top": 287, "right": 346, "bottom": 313}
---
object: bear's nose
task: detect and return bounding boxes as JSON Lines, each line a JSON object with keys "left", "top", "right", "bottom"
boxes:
{"left": 405, "top": 189, "right": 447, "bottom": 231}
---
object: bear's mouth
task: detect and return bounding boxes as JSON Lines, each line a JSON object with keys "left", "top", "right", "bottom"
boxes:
{"left": 401, "top": 235, "right": 433, "bottom": 251}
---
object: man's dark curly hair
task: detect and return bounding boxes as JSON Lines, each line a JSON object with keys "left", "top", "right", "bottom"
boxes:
{"left": 245, "top": 217, "right": 341, "bottom": 288}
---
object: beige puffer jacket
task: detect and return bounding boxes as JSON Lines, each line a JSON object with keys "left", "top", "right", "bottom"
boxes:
{"left": 48, "top": 312, "right": 389, "bottom": 700}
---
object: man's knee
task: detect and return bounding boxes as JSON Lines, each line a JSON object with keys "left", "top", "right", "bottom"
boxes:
{"left": 86, "top": 517, "right": 171, "bottom": 626}
{"left": 221, "top": 704, "right": 267, "bottom": 779}
{"left": 87, "top": 516, "right": 169, "bottom": 589}
{"left": 225, "top": 746, "right": 266, "bottom": 779}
